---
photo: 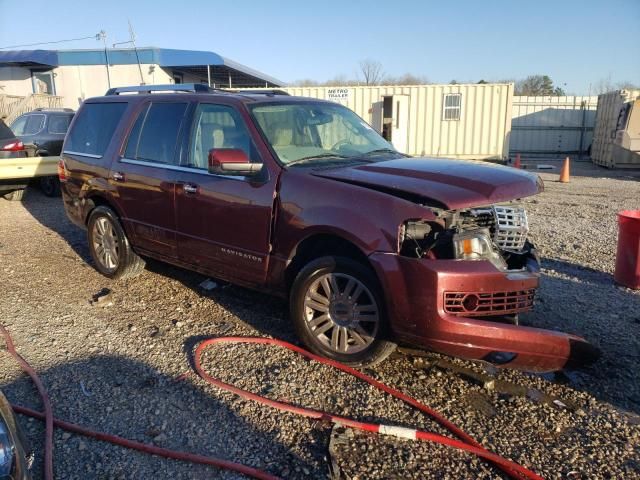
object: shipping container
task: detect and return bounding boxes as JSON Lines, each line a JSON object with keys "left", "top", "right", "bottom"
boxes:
{"left": 592, "top": 90, "right": 640, "bottom": 168}
{"left": 510, "top": 96, "right": 598, "bottom": 158}
{"left": 262, "top": 84, "right": 514, "bottom": 160}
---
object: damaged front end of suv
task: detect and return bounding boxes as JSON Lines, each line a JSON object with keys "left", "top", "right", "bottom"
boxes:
{"left": 400, "top": 204, "right": 539, "bottom": 318}
{"left": 388, "top": 199, "right": 600, "bottom": 372}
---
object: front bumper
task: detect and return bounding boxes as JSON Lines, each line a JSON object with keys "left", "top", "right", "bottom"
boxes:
{"left": 369, "top": 253, "right": 599, "bottom": 372}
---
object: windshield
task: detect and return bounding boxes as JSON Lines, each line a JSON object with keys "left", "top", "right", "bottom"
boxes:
{"left": 249, "top": 102, "right": 398, "bottom": 165}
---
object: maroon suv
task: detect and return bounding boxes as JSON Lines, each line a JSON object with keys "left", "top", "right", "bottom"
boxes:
{"left": 59, "top": 84, "right": 598, "bottom": 371}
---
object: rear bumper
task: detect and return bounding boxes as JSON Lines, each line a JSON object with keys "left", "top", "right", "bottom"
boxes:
{"left": 369, "top": 253, "right": 599, "bottom": 372}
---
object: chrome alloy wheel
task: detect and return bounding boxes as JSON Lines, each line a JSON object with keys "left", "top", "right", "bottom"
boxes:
{"left": 303, "top": 273, "right": 380, "bottom": 354}
{"left": 92, "top": 217, "right": 119, "bottom": 271}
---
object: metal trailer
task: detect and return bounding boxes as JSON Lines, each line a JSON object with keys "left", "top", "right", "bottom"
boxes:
{"left": 592, "top": 89, "right": 640, "bottom": 168}
{"left": 510, "top": 96, "right": 598, "bottom": 159}
{"left": 256, "top": 84, "right": 514, "bottom": 161}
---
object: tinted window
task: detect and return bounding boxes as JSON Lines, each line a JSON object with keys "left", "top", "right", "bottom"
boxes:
{"left": 125, "top": 102, "right": 187, "bottom": 165}
{"left": 48, "top": 115, "right": 73, "bottom": 134}
{"left": 16, "top": 114, "right": 45, "bottom": 135}
{"left": 9, "top": 116, "right": 27, "bottom": 136}
{"left": 187, "top": 103, "right": 255, "bottom": 170}
{"left": 65, "top": 103, "right": 127, "bottom": 157}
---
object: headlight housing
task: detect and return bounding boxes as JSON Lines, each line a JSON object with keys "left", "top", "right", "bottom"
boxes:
{"left": 453, "top": 229, "right": 507, "bottom": 270}
{"left": 0, "top": 417, "right": 15, "bottom": 479}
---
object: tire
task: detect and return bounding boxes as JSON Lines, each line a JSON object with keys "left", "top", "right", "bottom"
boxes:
{"left": 39, "top": 176, "right": 61, "bottom": 197}
{"left": 87, "top": 206, "right": 145, "bottom": 280}
{"left": 3, "top": 189, "right": 26, "bottom": 201}
{"left": 290, "top": 256, "right": 396, "bottom": 368}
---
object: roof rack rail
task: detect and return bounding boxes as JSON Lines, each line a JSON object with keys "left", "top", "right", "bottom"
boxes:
{"left": 233, "top": 89, "right": 290, "bottom": 96}
{"left": 105, "top": 83, "right": 224, "bottom": 96}
{"left": 33, "top": 107, "right": 75, "bottom": 112}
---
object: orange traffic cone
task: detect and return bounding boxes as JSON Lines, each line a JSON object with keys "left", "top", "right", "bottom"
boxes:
{"left": 514, "top": 153, "right": 522, "bottom": 169}
{"left": 559, "top": 157, "right": 570, "bottom": 183}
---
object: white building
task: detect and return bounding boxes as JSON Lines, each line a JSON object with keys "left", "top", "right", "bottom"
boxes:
{"left": 0, "top": 47, "right": 283, "bottom": 110}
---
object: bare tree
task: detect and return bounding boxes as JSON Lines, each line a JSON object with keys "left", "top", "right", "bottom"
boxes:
{"left": 382, "top": 73, "right": 430, "bottom": 85}
{"left": 290, "top": 78, "right": 320, "bottom": 87}
{"left": 591, "top": 76, "right": 640, "bottom": 95}
{"left": 359, "top": 59, "right": 384, "bottom": 86}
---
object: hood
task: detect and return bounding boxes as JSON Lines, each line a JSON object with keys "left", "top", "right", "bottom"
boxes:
{"left": 311, "top": 157, "right": 542, "bottom": 210}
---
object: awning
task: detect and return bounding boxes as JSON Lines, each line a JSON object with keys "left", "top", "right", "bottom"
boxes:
{"left": 0, "top": 47, "right": 283, "bottom": 86}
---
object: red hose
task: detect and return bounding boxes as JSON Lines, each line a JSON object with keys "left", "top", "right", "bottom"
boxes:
{"left": 1, "top": 324, "right": 278, "bottom": 480}
{"left": 0, "top": 324, "right": 54, "bottom": 480}
{"left": 194, "top": 337, "right": 544, "bottom": 480}
{"left": 2, "top": 323, "right": 543, "bottom": 479}
{"left": 10, "top": 405, "right": 279, "bottom": 480}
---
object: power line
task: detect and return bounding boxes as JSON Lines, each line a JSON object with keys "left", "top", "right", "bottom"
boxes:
{"left": 0, "top": 34, "right": 100, "bottom": 50}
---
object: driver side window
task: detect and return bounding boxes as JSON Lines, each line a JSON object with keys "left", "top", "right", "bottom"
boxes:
{"left": 187, "top": 103, "right": 256, "bottom": 170}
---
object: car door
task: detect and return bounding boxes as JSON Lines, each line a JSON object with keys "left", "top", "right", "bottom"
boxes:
{"left": 174, "top": 101, "right": 278, "bottom": 286}
{"left": 112, "top": 101, "right": 189, "bottom": 259}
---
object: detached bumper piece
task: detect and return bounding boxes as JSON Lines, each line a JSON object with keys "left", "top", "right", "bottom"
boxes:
{"left": 444, "top": 289, "right": 535, "bottom": 316}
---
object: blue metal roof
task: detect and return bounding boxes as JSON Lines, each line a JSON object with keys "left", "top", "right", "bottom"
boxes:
{"left": 0, "top": 47, "right": 282, "bottom": 85}
{"left": 0, "top": 49, "right": 58, "bottom": 66}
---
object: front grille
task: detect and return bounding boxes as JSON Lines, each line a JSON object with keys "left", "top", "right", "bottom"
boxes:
{"left": 444, "top": 289, "right": 535, "bottom": 316}
{"left": 493, "top": 206, "right": 528, "bottom": 251}
{"left": 466, "top": 206, "right": 529, "bottom": 252}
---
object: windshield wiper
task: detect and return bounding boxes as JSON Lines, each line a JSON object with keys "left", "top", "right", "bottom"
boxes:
{"left": 286, "top": 153, "right": 348, "bottom": 167}
{"left": 361, "top": 148, "right": 405, "bottom": 157}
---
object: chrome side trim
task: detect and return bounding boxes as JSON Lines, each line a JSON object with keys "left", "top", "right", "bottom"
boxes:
{"left": 62, "top": 150, "right": 103, "bottom": 159}
{"left": 119, "top": 157, "right": 245, "bottom": 180}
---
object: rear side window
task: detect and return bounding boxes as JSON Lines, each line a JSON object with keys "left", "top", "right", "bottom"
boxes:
{"left": 9, "top": 116, "right": 27, "bottom": 136}
{"left": 65, "top": 103, "right": 127, "bottom": 157}
{"left": 124, "top": 102, "right": 188, "bottom": 165}
{"left": 12, "top": 114, "right": 45, "bottom": 135}
{"left": 48, "top": 115, "right": 73, "bottom": 134}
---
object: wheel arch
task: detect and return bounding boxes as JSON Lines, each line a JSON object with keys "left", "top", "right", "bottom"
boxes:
{"left": 284, "top": 232, "right": 377, "bottom": 291}
{"left": 83, "top": 193, "right": 125, "bottom": 226}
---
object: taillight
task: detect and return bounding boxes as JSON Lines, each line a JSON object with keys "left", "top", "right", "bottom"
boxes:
{"left": 58, "top": 158, "right": 68, "bottom": 182}
{"left": 1, "top": 141, "right": 24, "bottom": 151}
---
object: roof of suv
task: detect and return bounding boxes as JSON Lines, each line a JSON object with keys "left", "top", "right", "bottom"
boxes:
{"left": 87, "top": 84, "right": 333, "bottom": 106}
{"left": 30, "top": 108, "right": 75, "bottom": 113}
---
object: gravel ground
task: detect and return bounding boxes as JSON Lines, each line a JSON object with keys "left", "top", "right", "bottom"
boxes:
{"left": 1, "top": 161, "right": 640, "bottom": 479}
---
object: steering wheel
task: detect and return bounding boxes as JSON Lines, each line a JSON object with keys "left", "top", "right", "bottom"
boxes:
{"left": 330, "top": 138, "right": 351, "bottom": 151}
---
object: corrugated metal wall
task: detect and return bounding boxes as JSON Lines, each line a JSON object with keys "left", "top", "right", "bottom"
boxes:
{"left": 592, "top": 89, "right": 640, "bottom": 168}
{"left": 269, "top": 84, "right": 513, "bottom": 160}
{"left": 510, "top": 96, "right": 598, "bottom": 157}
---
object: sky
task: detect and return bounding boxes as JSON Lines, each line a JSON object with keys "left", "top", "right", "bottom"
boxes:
{"left": 0, "top": 0, "right": 638, "bottom": 94}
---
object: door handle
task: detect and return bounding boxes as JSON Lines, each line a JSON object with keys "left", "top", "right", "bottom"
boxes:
{"left": 112, "top": 171, "right": 125, "bottom": 182}
{"left": 183, "top": 183, "right": 198, "bottom": 194}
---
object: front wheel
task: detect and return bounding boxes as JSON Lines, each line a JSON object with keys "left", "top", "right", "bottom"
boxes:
{"left": 87, "top": 206, "right": 145, "bottom": 280}
{"left": 290, "top": 256, "right": 396, "bottom": 367}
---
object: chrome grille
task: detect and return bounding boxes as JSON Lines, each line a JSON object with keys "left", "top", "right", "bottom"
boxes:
{"left": 444, "top": 289, "right": 535, "bottom": 316}
{"left": 493, "top": 206, "right": 528, "bottom": 251}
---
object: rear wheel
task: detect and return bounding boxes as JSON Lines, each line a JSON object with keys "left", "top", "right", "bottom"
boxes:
{"left": 2, "top": 189, "right": 26, "bottom": 201}
{"left": 87, "top": 206, "right": 145, "bottom": 280}
{"left": 290, "top": 256, "right": 396, "bottom": 367}
{"left": 39, "top": 176, "right": 61, "bottom": 197}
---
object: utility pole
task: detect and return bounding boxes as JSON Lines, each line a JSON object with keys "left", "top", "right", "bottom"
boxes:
{"left": 111, "top": 21, "right": 145, "bottom": 85}
{"left": 98, "top": 30, "right": 111, "bottom": 89}
{"left": 128, "top": 20, "right": 145, "bottom": 85}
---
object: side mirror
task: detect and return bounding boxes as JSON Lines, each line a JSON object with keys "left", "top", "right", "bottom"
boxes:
{"left": 207, "top": 149, "right": 263, "bottom": 176}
